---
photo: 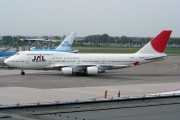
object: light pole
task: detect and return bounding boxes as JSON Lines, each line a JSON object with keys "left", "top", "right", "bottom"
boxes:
{"left": 17, "top": 35, "right": 19, "bottom": 52}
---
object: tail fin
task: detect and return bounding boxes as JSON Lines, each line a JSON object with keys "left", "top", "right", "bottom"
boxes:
{"left": 55, "top": 32, "right": 76, "bottom": 51}
{"left": 136, "top": 30, "right": 172, "bottom": 54}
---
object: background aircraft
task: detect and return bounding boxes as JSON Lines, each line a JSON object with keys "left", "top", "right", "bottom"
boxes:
{"left": 0, "top": 57, "right": 6, "bottom": 66}
{"left": 0, "top": 32, "right": 76, "bottom": 66}
{"left": 4, "top": 30, "right": 172, "bottom": 75}
{"left": 30, "top": 32, "right": 76, "bottom": 52}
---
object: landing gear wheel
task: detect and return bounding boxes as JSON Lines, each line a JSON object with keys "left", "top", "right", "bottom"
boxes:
{"left": 21, "top": 71, "right": 25, "bottom": 75}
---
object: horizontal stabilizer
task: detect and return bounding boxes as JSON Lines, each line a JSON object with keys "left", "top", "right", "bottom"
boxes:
{"left": 71, "top": 50, "right": 79, "bottom": 53}
{"left": 145, "top": 56, "right": 167, "bottom": 60}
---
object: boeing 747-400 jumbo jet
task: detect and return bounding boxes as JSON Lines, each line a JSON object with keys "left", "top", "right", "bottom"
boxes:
{"left": 4, "top": 30, "right": 172, "bottom": 75}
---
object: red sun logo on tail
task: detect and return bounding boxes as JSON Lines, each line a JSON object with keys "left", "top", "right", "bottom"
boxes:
{"left": 151, "top": 30, "right": 172, "bottom": 53}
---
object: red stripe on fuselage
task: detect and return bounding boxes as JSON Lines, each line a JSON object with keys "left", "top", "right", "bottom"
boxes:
{"left": 40, "top": 54, "right": 42, "bottom": 61}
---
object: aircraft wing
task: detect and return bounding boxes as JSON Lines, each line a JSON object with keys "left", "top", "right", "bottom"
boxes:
{"left": 46, "top": 63, "right": 130, "bottom": 70}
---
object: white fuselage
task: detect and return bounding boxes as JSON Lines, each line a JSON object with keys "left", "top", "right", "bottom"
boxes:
{"left": 4, "top": 51, "right": 167, "bottom": 70}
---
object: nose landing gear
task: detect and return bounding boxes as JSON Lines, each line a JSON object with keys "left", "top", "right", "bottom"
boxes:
{"left": 21, "top": 70, "right": 25, "bottom": 75}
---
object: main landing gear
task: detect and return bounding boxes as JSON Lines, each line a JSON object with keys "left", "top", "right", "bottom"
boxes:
{"left": 21, "top": 70, "right": 25, "bottom": 75}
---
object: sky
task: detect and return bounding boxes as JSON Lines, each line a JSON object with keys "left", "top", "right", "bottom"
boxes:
{"left": 0, "top": 0, "right": 179, "bottom": 37}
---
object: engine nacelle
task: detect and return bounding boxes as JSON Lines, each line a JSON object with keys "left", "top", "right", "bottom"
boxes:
{"left": 86, "top": 67, "right": 98, "bottom": 75}
{"left": 62, "top": 67, "right": 73, "bottom": 75}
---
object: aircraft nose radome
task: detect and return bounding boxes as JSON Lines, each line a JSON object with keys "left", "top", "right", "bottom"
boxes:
{"left": 4, "top": 59, "right": 9, "bottom": 65}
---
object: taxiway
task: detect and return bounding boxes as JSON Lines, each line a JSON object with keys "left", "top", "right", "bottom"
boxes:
{"left": 0, "top": 56, "right": 179, "bottom": 104}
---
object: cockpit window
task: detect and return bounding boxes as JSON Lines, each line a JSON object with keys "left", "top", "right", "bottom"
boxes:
{"left": 15, "top": 53, "right": 20, "bottom": 55}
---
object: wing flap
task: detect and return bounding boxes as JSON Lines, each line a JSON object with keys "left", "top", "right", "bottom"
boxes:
{"left": 46, "top": 64, "right": 130, "bottom": 70}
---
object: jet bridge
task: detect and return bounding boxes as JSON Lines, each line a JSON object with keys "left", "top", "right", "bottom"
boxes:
{"left": 21, "top": 38, "right": 54, "bottom": 49}
{"left": 0, "top": 41, "right": 16, "bottom": 53}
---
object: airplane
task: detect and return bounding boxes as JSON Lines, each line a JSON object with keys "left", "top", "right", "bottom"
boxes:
{"left": 0, "top": 57, "right": 6, "bottom": 66}
{"left": 0, "top": 32, "right": 76, "bottom": 65}
{"left": 29, "top": 32, "right": 77, "bottom": 52}
{"left": 4, "top": 30, "right": 172, "bottom": 75}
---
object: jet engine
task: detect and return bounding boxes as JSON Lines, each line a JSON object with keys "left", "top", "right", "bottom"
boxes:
{"left": 62, "top": 67, "right": 73, "bottom": 75}
{"left": 86, "top": 67, "right": 98, "bottom": 75}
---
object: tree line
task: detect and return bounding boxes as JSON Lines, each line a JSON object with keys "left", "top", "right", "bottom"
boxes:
{"left": 1, "top": 34, "right": 180, "bottom": 47}
{"left": 83, "top": 34, "right": 180, "bottom": 47}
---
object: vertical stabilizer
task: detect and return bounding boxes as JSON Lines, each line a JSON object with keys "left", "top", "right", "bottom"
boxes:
{"left": 55, "top": 32, "right": 76, "bottom": 51}
{"left": 136, "top": 30, "right": 172, "bottom": 54}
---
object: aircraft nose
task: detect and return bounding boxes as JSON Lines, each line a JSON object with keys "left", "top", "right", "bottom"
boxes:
{"left": 4, "top": 58, "right": 10, "bottom": 65}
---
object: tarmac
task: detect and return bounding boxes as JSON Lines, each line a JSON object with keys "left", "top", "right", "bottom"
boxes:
{"left": 0, "top": 56, "right": 180, "bottom": 105}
